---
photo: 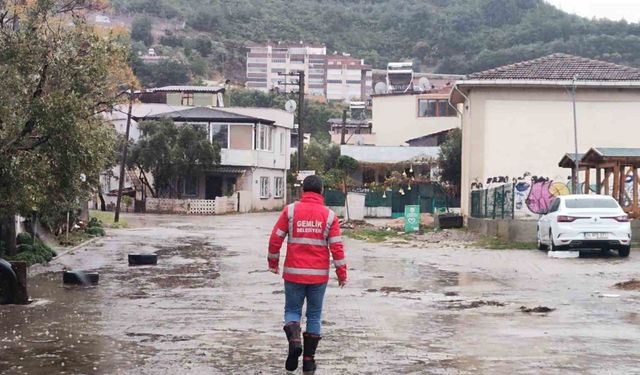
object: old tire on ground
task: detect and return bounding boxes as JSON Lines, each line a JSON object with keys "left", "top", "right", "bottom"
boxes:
{"left": 128, "top": 254, "right": 158, "bottom": 266}
{"left": 619, "top": 246, "right": 631, "bottom": 258}
{"left": 536, "top": 227, "right": 548, "bottom": 250}
{"left": 63, "top": 271, "right": 99, "bottom": 286}
{"left": 0, "top": 259, "right": 17, "bottom": 305}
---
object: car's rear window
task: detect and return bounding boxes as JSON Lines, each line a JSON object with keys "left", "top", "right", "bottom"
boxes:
{"left": 564, "top": 198, "right": 619, "bottom": 209}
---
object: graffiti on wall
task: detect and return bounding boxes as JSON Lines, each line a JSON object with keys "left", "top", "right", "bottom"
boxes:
{"left": 520, "top": 178, "right": 571, "bottom": 214}
{"left": 474, "top": 170, "right": 640, "bottom": 218}
{"left": 477, "top": 174, "right": 576, "bottom": 216}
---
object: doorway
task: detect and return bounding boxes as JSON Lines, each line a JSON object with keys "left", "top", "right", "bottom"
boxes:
{"left": 205, "top": 176, "right": 223, "bottom": 199}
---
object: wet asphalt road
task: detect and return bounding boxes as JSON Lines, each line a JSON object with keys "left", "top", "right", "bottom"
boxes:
{"left": 1, "top": 212, "right": 640, "bottom": 374}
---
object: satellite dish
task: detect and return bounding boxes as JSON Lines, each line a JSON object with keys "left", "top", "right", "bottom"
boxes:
{"left": 285, "top": 99, "right": 297, "bottom": 113}
{"left": 374, "top": 82, "right": 388, "bottom": 94}
{"left": 418, "top": 77, "right": 431, "bottom": 92}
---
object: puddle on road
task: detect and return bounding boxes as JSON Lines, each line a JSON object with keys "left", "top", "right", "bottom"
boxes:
{"left": 0, "top": 272, "right": 152, "bottom": 374}
{"left": 361, "top": 255, "right": 502, "bottom": 295}
{"left": 0, "top": 238, "right": 222, "bottom": 374}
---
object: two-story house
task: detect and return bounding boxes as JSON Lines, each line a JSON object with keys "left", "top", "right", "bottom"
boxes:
{"left": 106, "top": 104, "right": 292, "bottom": 212}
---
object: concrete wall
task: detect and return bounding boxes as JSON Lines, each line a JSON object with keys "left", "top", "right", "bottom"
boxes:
{"left": 461, "top": 87, "right": 640, "bottom": 216}
{"left": 467, "top": 218, "right": 537, "bottom": 243}
{"left": 166, "top": 92, "right": 218, "bottom": 107}
{"left": 469, "top": 217, "right": 640, "bottom": 242}
{"left": 372, "top": 93, "right": 459, "bottom": 146}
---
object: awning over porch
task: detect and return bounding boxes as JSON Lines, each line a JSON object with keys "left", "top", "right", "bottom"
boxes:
{"left": 340, "top": 145, "right": 440, "bottom": 164}
{"left": 208, "top": 167, "right": 247, "bottom": 175}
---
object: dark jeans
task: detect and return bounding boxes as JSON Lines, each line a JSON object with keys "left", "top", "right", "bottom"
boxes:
{"left": 284, "top": 281, "right": 328, "bottom": 335}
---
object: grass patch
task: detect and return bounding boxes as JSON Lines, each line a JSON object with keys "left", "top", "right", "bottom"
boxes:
{"left": 343, "top": 228, "right": 408, "bottom": 243}
{"left": 58, "top": 231, "right": 95, "bottom": 247}
{"left": 89, "top": 210, "right": 128, "bottom": 228}
{"left": 473, "top": 236, "right": 537, "bottom": 250}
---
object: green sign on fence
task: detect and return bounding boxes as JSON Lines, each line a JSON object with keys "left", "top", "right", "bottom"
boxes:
{"left": 404, "top": 205, "right": 420, "bottom": 233}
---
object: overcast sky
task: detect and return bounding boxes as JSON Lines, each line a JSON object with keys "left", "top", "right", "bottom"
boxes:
{"left": 545, "top": 0, "right": 640, "bottom": 23}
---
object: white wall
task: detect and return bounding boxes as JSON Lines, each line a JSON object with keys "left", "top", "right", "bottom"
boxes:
{"left": 372, "top": 93, "right": 459, "bottom": 146}
{"left": 460, "top": 87, "right": 640, "bottom": 215}
{"left": 239, "top": 168, "right": 288, "bottom": 211}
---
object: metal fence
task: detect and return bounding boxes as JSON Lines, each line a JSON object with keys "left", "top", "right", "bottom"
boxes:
{"left": 470, "top": 184, "right": 514, "bottom": 219}
{"left": 324, "top": 182, "right": 454, "bottom": 216}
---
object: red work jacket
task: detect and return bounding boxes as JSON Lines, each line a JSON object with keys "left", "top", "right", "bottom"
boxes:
{"left": 268, "top": 192, "right": 347, "bottom": 284}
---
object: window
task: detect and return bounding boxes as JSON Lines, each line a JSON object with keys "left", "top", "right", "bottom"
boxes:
{"left": 209, "top": 124, "right": 229, "bottom": 149}
{"left": 183, "top": 176, "right": 198, "bottom": 197}
{"left": 257, "top": 124, "right": 273, "bottom": 151}
{"left": 564, "top": 198, "right": 619, "bottom": 209}
{"left": 247, "top": 57, "right": 267, "bottom": 64}
{"left": 260, "top": 177, "right": 270, "bottom": 199}
{"left": 418, "top": 99, "right": 456, "bottom": 117}
{"left": 274, "top": 177, "right": 284, "bottom": 198}
{"left": 181, "top": 93, "right": 194, "bottom": 106}
{"left": 271, "top": 58, "right": 286, "bottom": 63}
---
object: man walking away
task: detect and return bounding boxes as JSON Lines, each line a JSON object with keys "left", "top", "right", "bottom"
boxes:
{"left": 268, "top": 175, "right": 347, "bottom": 373}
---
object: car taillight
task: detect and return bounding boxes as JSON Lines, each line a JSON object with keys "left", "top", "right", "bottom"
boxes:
{"left": 557, "top": 215, "right": 577, "bottom": 223}
{"left": 613, "top": 215, "right": 630, "bottom": 222}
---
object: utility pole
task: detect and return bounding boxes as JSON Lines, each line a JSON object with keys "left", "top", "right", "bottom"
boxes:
{"left": 340, "top": 109, "right": 348, "bottom": 145}
{"left": 571, "top": 75, "right": 579, "bottom": 194}
{"left": 297, "top": 70, "right": 305, "bottom": 171}
{"left": 278, "top": 71, "right": 305, "bottom": 172}
{"left": 114, "top": 92, "right": 133, "bottom": 223}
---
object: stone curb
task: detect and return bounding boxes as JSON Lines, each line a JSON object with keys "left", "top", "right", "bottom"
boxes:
{"left": 52, "top": 236, "right": 101, "bottom": 261}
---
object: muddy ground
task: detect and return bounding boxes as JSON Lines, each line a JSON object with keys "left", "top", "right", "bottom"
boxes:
{"left": 1, "top": 212, "right": 640, "bottom": 374}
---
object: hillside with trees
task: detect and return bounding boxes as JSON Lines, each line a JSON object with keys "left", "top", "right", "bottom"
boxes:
{"left": 112, "top": 0, "right": 640, "bottom": 85}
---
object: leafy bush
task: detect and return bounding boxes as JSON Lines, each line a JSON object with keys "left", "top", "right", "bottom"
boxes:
{"left": 88, "top": 217, "right": 103, "bottom": 228}
{"left": 85, "top": 227, "right": 106, "bottom": 237}
{"left": 16, "top": 232, "right": 33, "bottom": 245}
{"left": 9, "top": 239, "right": 56, "bottom": 266}
{"left": 12, "top": 251, "right": 40, "bottom": 265}
{"left": 17, "top": 244, "right": 34, "bottom": 253}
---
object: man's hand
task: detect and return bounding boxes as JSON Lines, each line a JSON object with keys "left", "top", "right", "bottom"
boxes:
{"left": 269, "top": 267, "right": 280, "bottom": 274}
{"left": 338, "top": 280, "right": 346, "bottom": 288}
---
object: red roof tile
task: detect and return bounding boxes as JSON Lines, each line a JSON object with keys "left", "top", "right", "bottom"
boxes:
{"left": 467, "top": 53, "right": 640, "bottom": 81}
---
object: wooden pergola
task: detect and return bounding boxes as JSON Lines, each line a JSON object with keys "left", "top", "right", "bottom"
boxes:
{"left": 561, "top": 148, "right": 640, "bottom": 217}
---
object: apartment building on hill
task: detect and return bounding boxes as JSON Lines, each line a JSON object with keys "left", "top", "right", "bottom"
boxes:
{"left": 245, "top": 42, "right": 372, "bottom": 102}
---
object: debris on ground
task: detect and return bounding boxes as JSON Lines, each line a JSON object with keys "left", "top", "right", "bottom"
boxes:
{"left": 598, "top": 293, "right": 621, "bottom": 298}
{"left": 340, "top": 219, "right": 373, "bottom": 230}
{"left": 415, "top": 229, "right": 480, "bottom": 244}
{"left": 520, "top": 306, "right": 555, "bottom": 313}
{"left": 383, "top": 214, "right": 435, "bottom": 230}
{"left": 548, "top": 251, "right": 579, "bottom": 259}
{"left": 444, "top": 291, "right": 459, "bottom": 296}
{"left": 445, "top": 300, "right": 505, "bottom": 309}
{"left": 373, "top": 286, "right": 421, "bottom": 294}
{"left": 614, "top": 279, "right": 640, "bottom": 290}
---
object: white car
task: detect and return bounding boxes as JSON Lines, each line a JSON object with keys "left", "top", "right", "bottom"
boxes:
{"left": 536, "top": 195, "right": 631, "bottom": 257}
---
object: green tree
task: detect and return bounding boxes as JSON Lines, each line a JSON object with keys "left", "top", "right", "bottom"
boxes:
{"left": 0, "top": 0, "right": 135, "bottom": 255}
{"left": 133, "top": 59, "right": 191, "bottom": 87}
{"left": 131, "top": 16, "right": 153, "bottom": 47}
{"left": 130, "top": 119, "right": 220, "bottom": 198}
{"left": 437, "top": 128, "right": 462, "bottom": 187}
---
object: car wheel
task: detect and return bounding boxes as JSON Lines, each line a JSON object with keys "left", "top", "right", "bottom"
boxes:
{"left": 548, "top": 230, "right": 555, "bottom": 252}
{"left": 536, "top": 227, "right": 548, "bottom": 250}
{"left": 619, "top": 246, "right": 630, "bottom": 258}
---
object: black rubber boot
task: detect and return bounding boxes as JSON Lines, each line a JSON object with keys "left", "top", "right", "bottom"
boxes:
{"left": 302, "top": 332, "right": 322, "bottom": 374}
{"left": 283, "top": 322, "right": 302, "bottom": 371}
